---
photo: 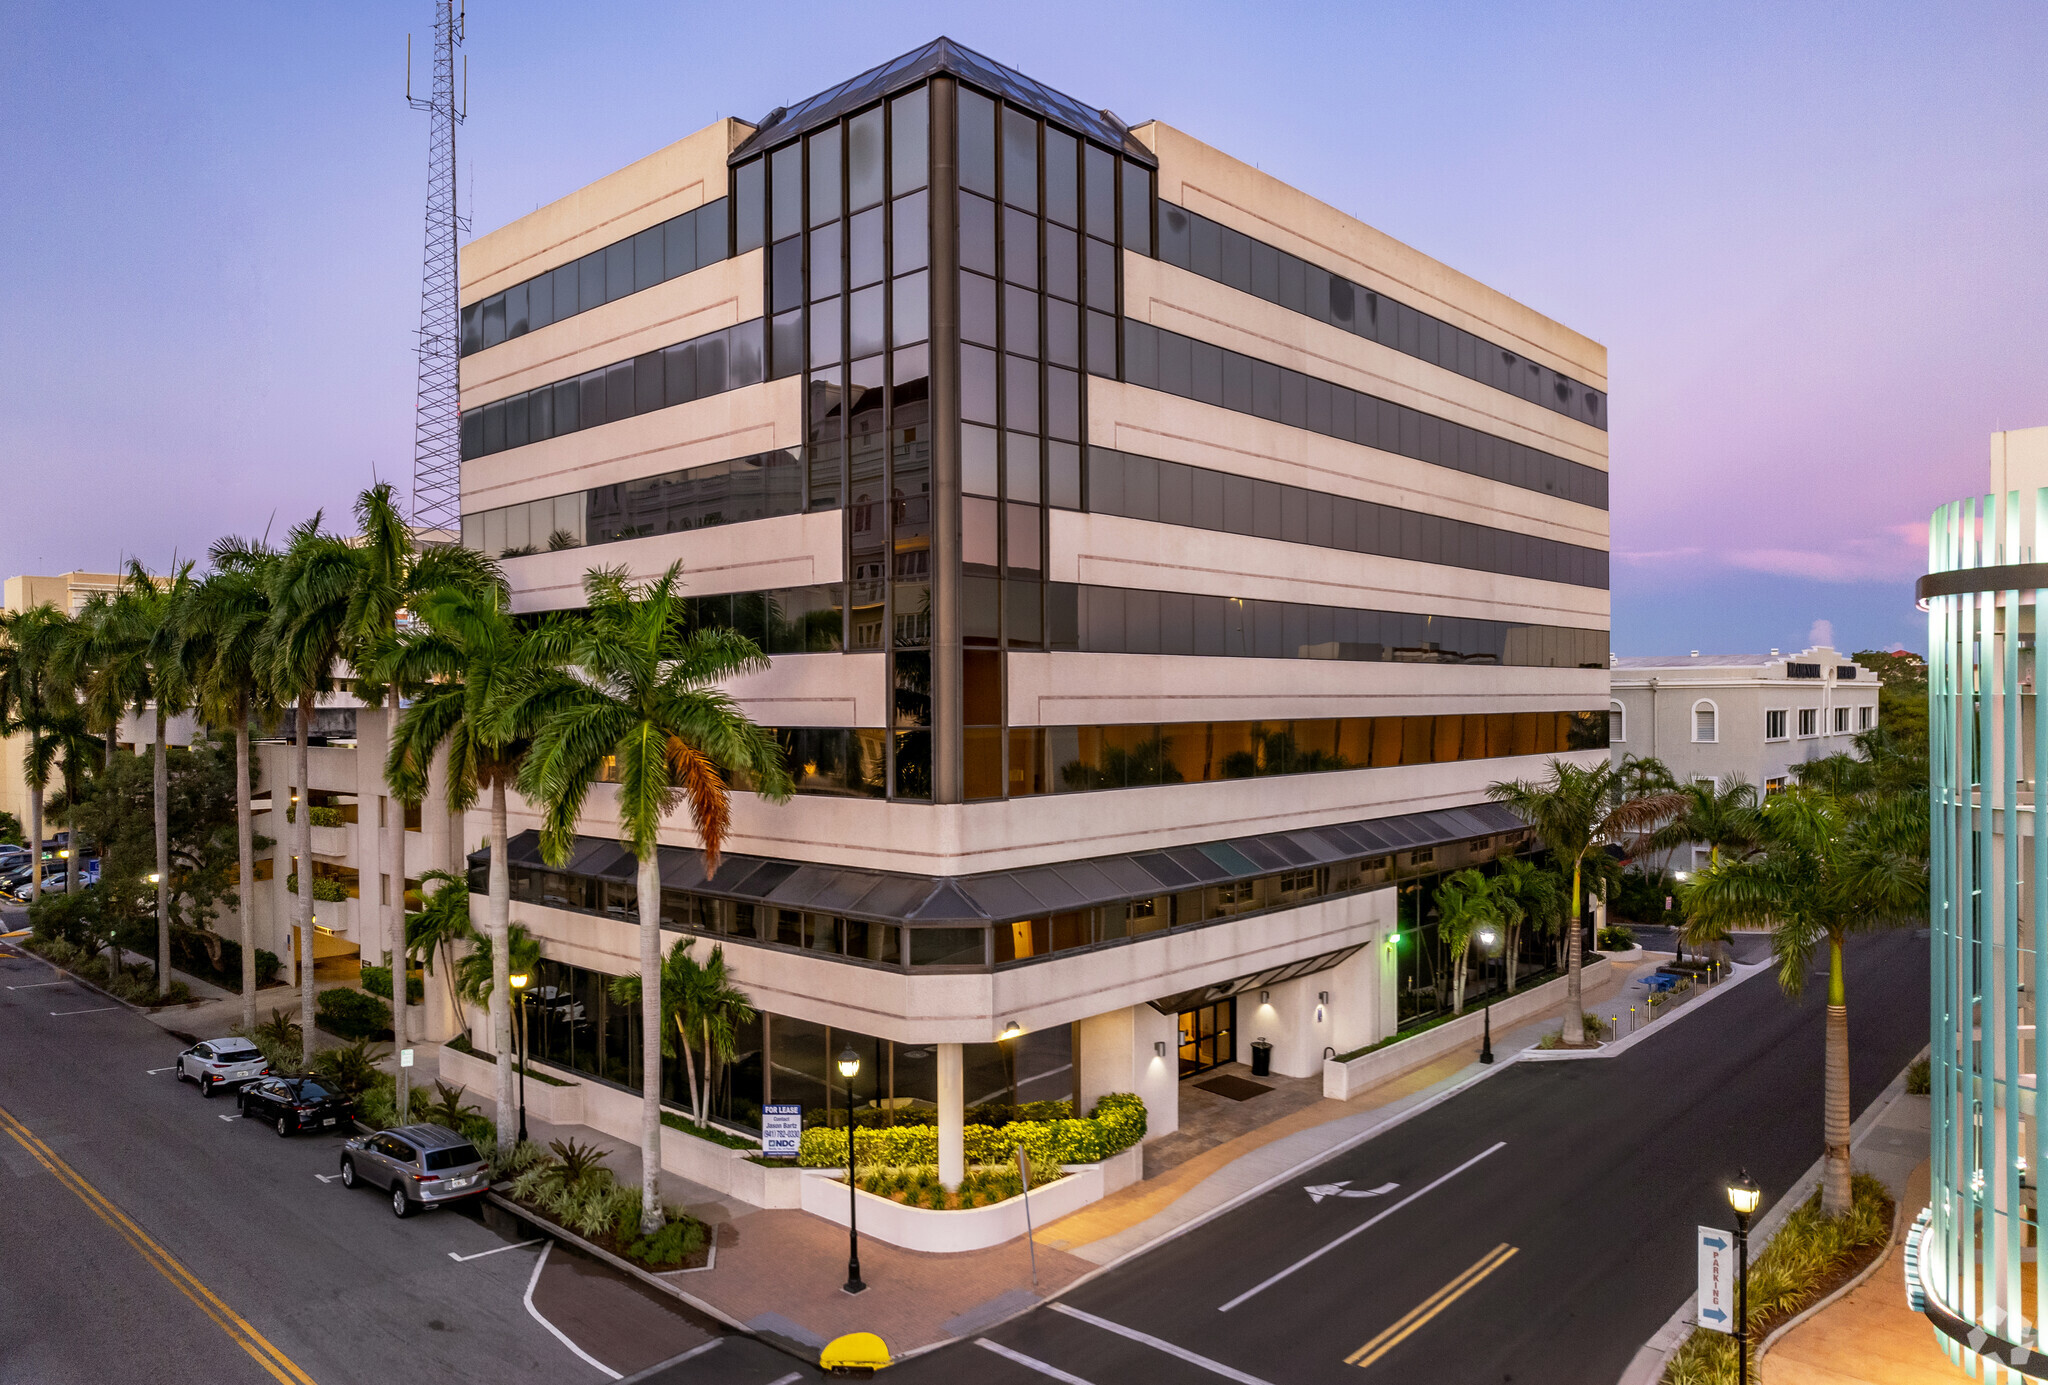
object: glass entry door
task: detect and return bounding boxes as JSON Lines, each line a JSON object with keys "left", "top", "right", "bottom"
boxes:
{"left": 1177, "top": 998, "right": 1236, "bottom": 1078}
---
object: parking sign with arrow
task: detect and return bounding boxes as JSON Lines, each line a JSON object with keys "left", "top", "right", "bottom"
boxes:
{"left": 1697, "top": 1226, "right": 1734, "bottom": 1334}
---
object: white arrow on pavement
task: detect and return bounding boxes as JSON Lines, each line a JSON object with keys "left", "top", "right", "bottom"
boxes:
{"left": 315, "top": 1173, "right": 344, "bottom": 1183}
{"left": 218, "top": 1114, "right": 240, "bottom": 1122}
{"left": 1305, "top": 1180, "right": 1399, "bottom": 1204}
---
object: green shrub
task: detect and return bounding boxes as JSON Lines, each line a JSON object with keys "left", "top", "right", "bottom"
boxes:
{"left": 798, "top": 1092, "right": 1145, "bottom": 1169}
{"left": 27, "top": 890, "right": 99, "bottom": 948}
{"left": 627, "top": 1216, "right": 707, "bottom": 1268}
{"left": 284, "top": 872, "right": 351, "bottom": 903}
{"left": 360, "top": 964, "right": 425, "bottom": 1004}
{"left": 1598, "top": 925, "right": 1636, "bottom": 950}
{"left": 1612, "top": 867, "right": 1686, "bottom": 926}
{"left": 315, "top": 986, "right": 391, "bottom": 1040}
{"left": 1906, "top": 1056, "right": 1931, "bottom": 1095}
{"left": 310, "top": 1038, "right": 387, "bottom": 1097}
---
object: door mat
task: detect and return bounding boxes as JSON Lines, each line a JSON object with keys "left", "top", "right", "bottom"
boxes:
{"left": 1194, "top": 1074, "right": 1272, "bottom": 1101}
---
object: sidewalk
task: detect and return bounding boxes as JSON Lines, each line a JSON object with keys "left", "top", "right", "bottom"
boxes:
{"left": 472, "top": 951, "right": 1742, "bottom": 1361}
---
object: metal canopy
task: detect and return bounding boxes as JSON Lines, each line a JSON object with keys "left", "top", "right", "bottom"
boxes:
{"left": 728, "top": 37, "right": 1156, "bottom": 167}
{"left": 485, "top": 799, "right": 1524, "bottom": 927}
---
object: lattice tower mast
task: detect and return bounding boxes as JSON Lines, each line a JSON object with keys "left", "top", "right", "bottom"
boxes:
{"left": 407, "top": 0, "right": 466, "bottom": 536}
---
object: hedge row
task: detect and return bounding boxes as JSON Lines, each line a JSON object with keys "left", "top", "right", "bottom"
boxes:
{"left": 797, "top": 1093, "right": 1145, "bottom": 1169}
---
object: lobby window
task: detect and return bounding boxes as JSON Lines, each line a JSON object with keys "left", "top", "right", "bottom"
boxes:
{"left": 1692, "top": 702, "right": 1717, "bottom": 743}
{"left": 1765, "top": 709, "right": 1787, "bottom": 741}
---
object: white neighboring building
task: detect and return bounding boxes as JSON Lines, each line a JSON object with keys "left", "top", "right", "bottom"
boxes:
{"left": 1608, "top": 645, "right": 1882, "bottom": 839}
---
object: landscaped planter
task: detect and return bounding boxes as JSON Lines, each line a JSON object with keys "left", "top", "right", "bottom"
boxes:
{"left": 798, "top": 1161, "right": 1109, "bottom": 1253}
{"left": 1322, "top": 958, "right": 1612, "bottom": 1100}
{"left": 438, "top": 1041, "right": 586, "bottom": 1125}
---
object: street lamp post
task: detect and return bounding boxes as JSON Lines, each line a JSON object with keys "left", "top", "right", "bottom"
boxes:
{"left": 1727, "top": 1170, "right": 1760, "bottom": 1385}
{"left": 838, "top": 1046, "right": 866, "bottom": 1294}
{"left": 1477, "top": 926, "right": 1499, "bottom": 1064}
{"left": 509, "top": 972, "right": 530, "bottom": 1144}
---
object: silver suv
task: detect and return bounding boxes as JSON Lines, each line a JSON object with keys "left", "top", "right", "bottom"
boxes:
{"left": 338, "top": 1124, "right": 490, "bottom": 1219}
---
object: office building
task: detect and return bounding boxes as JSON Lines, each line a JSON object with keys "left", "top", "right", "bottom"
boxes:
{"left": 456, "top": 40, "right": 1611, "bottom": 1160}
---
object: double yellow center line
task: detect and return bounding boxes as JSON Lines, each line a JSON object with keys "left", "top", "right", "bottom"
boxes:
{"left": 1347, "top": 1242, "right": 1519, "bottom": 1370}
{"left": 0, "top": 1101, "right": 318, "bottom": 1385}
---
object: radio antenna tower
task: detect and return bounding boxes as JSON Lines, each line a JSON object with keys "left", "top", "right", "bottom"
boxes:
{"left": 406, "top": 0, "right": 467, "bottom": 537}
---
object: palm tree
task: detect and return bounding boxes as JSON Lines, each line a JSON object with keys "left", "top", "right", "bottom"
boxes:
{"left": 179, "top": 539, "right": 279, "bottom": 1031}
{"left": 1432, "top": 869, "right": 1501, "bottom": 1015}
{"left": 114, "top": 558, "right": 196, "bottom": 989}
{"left": 1490, "top": 855, "right": 1563, "bottom": 994}
{"left": 1488, "top": 761, "right": 1686, "bottom": 1046}
{"left": 1649, "top": 776, "right": 1762, "bottom": 870}
{"left": 406, "top": 870, "right": 476, "bottom": 1036}
{"left": 456, "top": 922, "right": 541, "bottom": 1014}
{"left": 691, "top": 945, "right": 755, "bottom": 1127}
{"left": 609, "top": 938, "right": 755, "bottom": 1128}
{"left": 508, "top": 562, "right": 793, "bottom": 1233}
{"left": 382, "top": 578, "right": 533, "bottom": 1149}
{"left": 1, "top": 605, "right": 74, "bottom": 905}
{"left": 1681, "top": 787, "right": 1927, "bottom": 1214}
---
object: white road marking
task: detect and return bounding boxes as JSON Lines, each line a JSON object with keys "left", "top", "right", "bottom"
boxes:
{"left": 1049, "top": 1305, "right": 1273, "bottom": 1385}
{"left": 1304, "top": 1180, "right": 1399, "bottom": 1204}
{"left": 639, "top": 1340, "right": 722, "bottom": 1370}
{"left": 146, "top": 1066, "right": 178, "bottom": 1074}
{"left": 763, "top": 1375, "right": 800, "bottom": 1385}
{"left": 1217, "top": 1141, "right": 1507, "bottom": 1312}
{"left": 448, "top": 1237, "right": 544, "bottom": 1262}
{"left": 49, "top": 1007, "right": 116, "bottom": 1017}
{"left": 314, "top": 1173, "right": 344, "bottom": 1183}
{"left": 218, "top": 1114, "right": 240, "bottom": 1122}
{"left": 978, "top": 1337, "right": 1097, "bottom": 1383}
{"left": 7, "top": 981, "right": 68, "bottom": 989}
{"left": 523, "top": 1241, "right": 621, "bottom": 1379}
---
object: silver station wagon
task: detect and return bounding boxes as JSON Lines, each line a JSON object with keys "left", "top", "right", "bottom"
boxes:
{"left": 338, "top": 1123, "right": 490, "bottom": 1219}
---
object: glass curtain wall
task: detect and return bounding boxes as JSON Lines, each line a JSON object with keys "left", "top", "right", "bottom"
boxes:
{"left": 1391, "top": 855, "right": 1561, "bottom": 1029}
{"left": 957, "top": 84, "right": 1152, "bottom": 800}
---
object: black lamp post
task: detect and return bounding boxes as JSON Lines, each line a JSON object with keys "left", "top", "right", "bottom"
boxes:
{"left": 839, "top": 1045, "right": 866, "bottom": 1294}
{"left": 1727, "top": 1170, "right": 1760, "bottom": 1385}
{"left": 1477, "top": 926, "right": 1499, "bottom": 1064}
{"left": 510, "top": 972, "right": 530, "bottom": 1144}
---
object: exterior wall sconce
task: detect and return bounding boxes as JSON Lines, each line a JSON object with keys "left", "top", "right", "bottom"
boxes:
{"left": 1316, "top": 991, "right": 1329, "bottom": 1024}
{"left": 999, "top": 1020, "right": 1024, "bottom": 1040}
{"left": 1154, "top": 1041, "right": 1167, "bottom": 1058}
{"left": 1259, "top": 990, "right": 1270, "bottom": 1004}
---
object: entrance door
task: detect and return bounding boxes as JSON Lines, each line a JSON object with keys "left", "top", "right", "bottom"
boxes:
{"left": 1177, "top": 998, "right": 1236, "bottom": 1078}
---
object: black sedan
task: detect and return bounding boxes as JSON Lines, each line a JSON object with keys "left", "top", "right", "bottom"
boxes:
{"left": 237, "top": 1076, "right": 354, "bottom": 1137}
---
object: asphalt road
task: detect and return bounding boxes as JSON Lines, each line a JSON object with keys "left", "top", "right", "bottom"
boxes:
{"left": 0, "top": 938, "right": 702, "bottom": 1385}
{"left": 639, "top": 931, "right": 1929, "bottom": 1385}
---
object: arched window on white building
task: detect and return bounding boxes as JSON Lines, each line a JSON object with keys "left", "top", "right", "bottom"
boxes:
{"left": 1608, "top": 700, "right": 1625, "bottom": 744}
{"left": 1692, "top": 700, "right": 1718, "bottom": 743}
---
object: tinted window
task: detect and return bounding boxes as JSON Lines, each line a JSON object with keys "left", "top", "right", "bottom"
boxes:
{"left": 958, "top": 88, "right": 996, "bottom": 197}
{"left": 1002, "top": 108, "right": 1038, "bottom": 213}
{"left": 891, "top": 87, "right": 928, "bottom": 192}
{"left": 847, "top": 106, "right": 884, "bottom": 211}
{"left": 425, "top": 1143, "right": 483, "bottom": 1171}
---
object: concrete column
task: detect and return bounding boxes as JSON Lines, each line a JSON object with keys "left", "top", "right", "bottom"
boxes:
{"left": 937, "top": 1042, "right": 964, "bottom": 1187}
{"left": 1077, "top": 1005, "right": 1179, "bottom": 1140}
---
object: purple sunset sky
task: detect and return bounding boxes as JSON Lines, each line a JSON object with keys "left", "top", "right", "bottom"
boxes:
{"left": 4, "top": 1, "right": 2043, "bottom": 655}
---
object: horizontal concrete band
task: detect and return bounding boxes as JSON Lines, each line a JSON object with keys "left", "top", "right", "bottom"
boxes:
{"left": 1916, "top": 564, "right": 2048, "bottom": 600}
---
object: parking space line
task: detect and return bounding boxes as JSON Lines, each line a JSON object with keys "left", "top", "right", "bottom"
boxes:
{"left": 763, "top": 1375, "right": 801, "bottom": 1385}
{"left": 1216, "top": 1141, "right": 1507, "bottom": 1312}
{"left": 1049, "top": 1304, "right": 1272, "bottom": 1385}
{"left": 50, "top": 1006, "right": 117, "bottom": 1016}
{"left": 7, "top": 981, "right": 68, "bottom": 989}
{"left": 523, "top": 1241, "right": 621, "bottom": 1380}
{"left": 1346, "top": 1243, "right": 1518, "bottom": 1369}
{"left": 218, "top": 1115, "right": 240, "bottom": 1122}
{"left": 147, "top": 1066, "right": 179, "bottom": 1074}
{"left": 0, "top": 1099, "right": 319, "bottom": 1385}
{"left": 449, "top": 1237, "right": 544, "bottom": 1262}
{"left": 978, "top": 1337, "right": 1097, "bottom": 1383}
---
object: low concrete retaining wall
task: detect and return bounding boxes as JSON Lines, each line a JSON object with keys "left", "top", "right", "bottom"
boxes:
{"left": 439, "top": 1042, "right": 587, "bottom": 1125}
{"left": 798, "top": 1162, "right": 1109, "bottom": 1253}
{"left": 1322, "top": 958, "right": 1612, "bottom": 1100}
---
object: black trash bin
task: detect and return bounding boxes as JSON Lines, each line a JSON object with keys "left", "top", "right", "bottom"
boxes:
{"left": 1249, "top": 1039, "right": 1272, "bottom": 1077}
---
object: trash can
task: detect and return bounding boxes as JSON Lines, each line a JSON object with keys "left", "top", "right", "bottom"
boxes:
{"left": 1250, "top": 1039, "right": 1272, "bottom": 1077}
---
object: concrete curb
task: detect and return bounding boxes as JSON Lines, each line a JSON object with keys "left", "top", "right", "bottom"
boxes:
{"left": 1614, "top": 1047, "right": 1928, "bottom": 1385}
{"left": 1520, "top": 959, "right": 1768, "bottom": 1062}
{"left": 482, "top": 1191, "right": 754, "bottom": 1334}
{"left": 0, "top": 939, "right": 202, "bottom": 1030}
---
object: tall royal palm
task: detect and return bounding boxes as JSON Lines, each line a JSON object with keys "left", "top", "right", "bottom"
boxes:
{"left": 0, "top": 606, "right": 70, "bottom": 903}
{"left": 113, "top": 559, "right": 196, "bottom": 987}
{"left": 383, "top": 578, "right": 531, "bottom": 1143}
{"left": 1682, "top": 787, "right": 1927, "bottom": 1214}
{"left": 1488, "top": 761, "right": 1685, "bottom": 1045}
{"left": 180, "top": 541, "right": 279, "bottom": 1031}
{"left": 508, "top": 564, "right": 792, "bottom": 1232}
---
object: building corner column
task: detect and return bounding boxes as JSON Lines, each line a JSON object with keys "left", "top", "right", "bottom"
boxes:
{"left": 937, "top": 1041, "right": 964, "bottom": 1187}
{"left": 929, "top": 75, "right": 963, "bottom": 805}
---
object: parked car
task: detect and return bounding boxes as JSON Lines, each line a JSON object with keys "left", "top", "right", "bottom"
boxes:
{"left": 175, "top": 1038, "right": 269, "bottom": 1097}
{"left": 338, "top": 1124, "right": 490, "bottom": 1218}
{"left": 237, "top": 1076, "right": 353, "bottom": 1137}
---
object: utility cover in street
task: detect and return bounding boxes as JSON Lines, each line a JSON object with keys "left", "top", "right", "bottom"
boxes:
{"left": 1305, "top": 1179, "right": 1398, "bottom": 1203}
{"left": 1697, "top": 1225, "right": 1735, "bottom": 1333}
{"left": 761, "top": 1103, "right": 801, "bottom": 1158}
